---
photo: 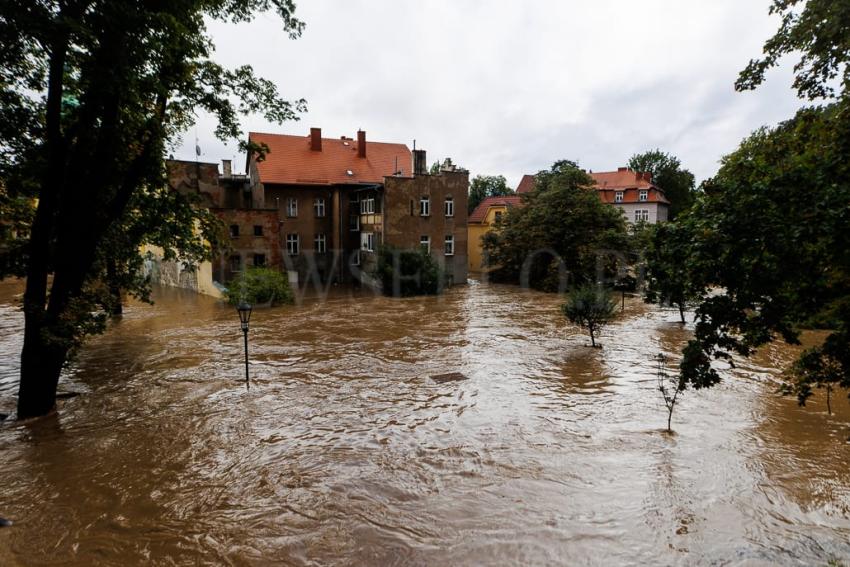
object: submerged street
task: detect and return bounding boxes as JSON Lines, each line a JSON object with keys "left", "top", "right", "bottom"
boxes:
{"left": 0, "top": 279, "right": 848, "bottom": 565}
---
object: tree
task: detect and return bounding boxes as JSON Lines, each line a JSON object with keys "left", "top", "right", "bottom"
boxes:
{"left": 468, "top": 174, "right": 512, "bottom": 214}
{"left": 374, "top": 246, "right": 444, "bottom": 297}
{"left": 656, "top": 353, "right": 684, "bottom": 433}
{"left": 562, "top": 285, "right": 617, "bottom": 347}
{"left": 643, "top": 220, "right": 707, "bottom": 323}
{"left": 482, "top": 160, "right": 630, "bottom": 292}
{"left": 628, "top": 150, "right": 696, "bottom": 219}
{"left": 224, "top": 267, "right": 294, "bottom": 306}
{"left": 0, "top": 1, "right": 306, "bottom": 419}
{"left": 676, "top": 103, "right": 850, "bottom": 405}
{"left": 736, "top": 0, "right": 850, "bottom": 100}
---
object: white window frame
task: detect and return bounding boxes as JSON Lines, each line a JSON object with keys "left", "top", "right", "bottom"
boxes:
{"left": 444, "top": 197, "right": 454, "bottom": 217}
{"left": 615, "top": 191, "right": 624, "bottom": 203}
{"left": 444, "top": 235, "right": 455, "bottom": 256}
{"left": 286, "top": 198, "right": 298, "bottom": 217}
{"left": 638, "top": 190, "right": 648, "bottom": 202}
{"left": 361, "top": 232, "right": 375, "bottom": 252}
{"left": 420, "top": 196, "right": 430, "bottom": 217}
{"left": 314, "top": 233, "right": 327, "bottom": 254}
{"left": 314, "top": 198, "right": 326, "bottom": 218}
{"left": 634, "top": 209, "right": 650, "bottom": 223}
{"left": 350, "top": 214, "right": 360, "bottom": 231}
{"left": 360, "top": 197, "right": 375, "bottom": 214}
{"left": 420, "top": 235, "right": 430, "bottom": 253}
{"left": 286, "top": 233, "right": 300, "bottom": 255}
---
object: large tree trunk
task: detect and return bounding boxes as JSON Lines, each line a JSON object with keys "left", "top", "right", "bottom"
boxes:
{"left": 17, "top": 317, "right": 69, "bottom": 419}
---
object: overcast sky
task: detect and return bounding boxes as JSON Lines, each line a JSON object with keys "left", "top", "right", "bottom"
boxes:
{"left": 176, "top": 0, "right": 806, "bottom": 188}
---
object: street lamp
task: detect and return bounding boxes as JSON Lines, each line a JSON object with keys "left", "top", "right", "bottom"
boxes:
{"left": 236, "top": 302, "right": 252, "bottom": 389}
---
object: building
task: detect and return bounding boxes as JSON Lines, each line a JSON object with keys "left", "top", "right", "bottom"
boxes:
{"left": 466, "top": 168, "right": 670, "bottom": 274}
{"left": 466, "top": 195, "right": 522, "bottom": 273}
{"left": 162, "top": 127, "right": 469, "bottom": 293}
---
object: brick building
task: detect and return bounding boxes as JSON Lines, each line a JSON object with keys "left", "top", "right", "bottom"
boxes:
{"left": 166, "top": 127, "right": 469, "bottom": 291}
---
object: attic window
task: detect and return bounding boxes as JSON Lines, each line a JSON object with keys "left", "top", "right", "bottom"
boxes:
{"left": 346, "top": 170, "right": 354, "bottom": 176}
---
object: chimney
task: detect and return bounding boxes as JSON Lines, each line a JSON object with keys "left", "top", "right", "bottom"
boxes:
{"left": 412, "top": 149, "right": 427, "bottom": 176}
{"left": 222, "top": 159, "right": 232, "bottom": 177}
{"left": 310, "top": 127, "right": 322, "bottom": 151}
{"left": 357, "top": 130, "right": 366, "bottom": 158}
{"left": 618, "top": 166, "right": 629, "bottom": 172}
{"left": 642, "top": 172, "right": 652, "bottom": 183}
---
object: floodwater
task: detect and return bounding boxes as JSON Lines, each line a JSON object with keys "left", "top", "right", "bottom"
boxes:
{"left": 0, "top": 278, "right": 849, "bottom": 566}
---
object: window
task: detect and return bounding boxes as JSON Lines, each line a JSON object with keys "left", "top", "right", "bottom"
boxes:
{"left": 314, "top": 233, "right": 327, "bottom": 254}
{"left": 286, "top": 198, "right": 298, "bottom": 217}
{"left": 253, "top": 253, "right": 266, "bottom": 267}
{"left": 420, "top": 235, "right": 430, "bottom": 253}
{"left": 419, "top": 196, "right": 430, "bottom": 217}
{"left": 286, "top": 233, "right": 300, "bottom": 255}
{"left": 639, "top": 190, "right": 648, "bottom": 202}
{"left": 352, "top": 249, "right": 361, "bottom": 266}
{"left": 410, "top": 200, "right": 414, "bottom": 216}
{"left": 253, "top": 225, "right": 263, "bottom": 237}
{"left": 314, "top": 198, "right": 326, "bottom": 217}
{"left": 444, "top": 235, "right": 455, "bottom": 256}
{"left": 350, "top": 214, "right": 360, "bottom": 231}
{"left": 494, "top": 211, "right": 503, "bottom": 223}
{"left": 229, "top": 255, "right": 241, "bottom": 272}
{"left": 445, "top": 197, "right": 454, "bottom": 217}
{"left": 615, "top": 191, "right": 624, "bottom": 203}
{"left": 361, "top": 232, "right": 375, "bottom": 252}
{"left": 360, "top": 197, "right": 375, "bottom": 214}
{"left": 634, "top": 210, "right": 650, "bottom": 223}
{"left": 229, "top": 224, "right": 239, "bottom": 238}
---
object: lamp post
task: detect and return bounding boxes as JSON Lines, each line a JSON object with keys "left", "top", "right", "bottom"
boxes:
{"left": 236, "top": 302, "right": 252, "bottom": 389}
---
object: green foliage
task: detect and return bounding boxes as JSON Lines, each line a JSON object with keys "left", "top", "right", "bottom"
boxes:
{"left": 628, "top": 150, "right": 696, "bottom": 219}
{"left": 562, "top": 285, "right": 618, "bottom": 347}
{"left": 468, "top": 174, "right": 513, "bottom": 214}
{"left": 429, "top": 161, "right": 442, "bottom": 175}
{"left": 482, "top": 160, "right": 630, "bottom": 292}
{"left": 0, "top": 0, "right": 306, "bottom": 417}
{"left": 643, "top": 220, "right": 707, "bottom": 323}
{"left": 736, "top": 0, "right": 850, "bottom": 100}
{"left": 675, "top": 103, "right": 850, "bottom": 405}
{"left": 374, "top": 246, "right": 444, "bottom": 297}
{"left": 224, "top": 267, "right": 293, "bottom": 306}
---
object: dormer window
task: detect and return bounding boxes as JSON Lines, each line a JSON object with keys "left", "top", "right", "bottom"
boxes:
{"left": 639, "top": 190, "right": 648, "bottom": 202}
{"left": 615, "top": 191, "right": 624, "bottom": 203}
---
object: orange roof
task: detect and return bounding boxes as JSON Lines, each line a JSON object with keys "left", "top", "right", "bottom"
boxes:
{"left": 516, "top": 174, "right": 535, "bottom": 194}
{"left": 591, "top": 169, "right": 669, "bottom": 204}
{"left": 469, "top": 195, "right": 523, "bottom": 223}
{"left": 250, "top": 131, "right": 411, "bottom": 186}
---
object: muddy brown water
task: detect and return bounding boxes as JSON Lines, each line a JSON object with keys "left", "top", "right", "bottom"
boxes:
{"left": 0, "top": 278, "right": 848, "bottom": 566}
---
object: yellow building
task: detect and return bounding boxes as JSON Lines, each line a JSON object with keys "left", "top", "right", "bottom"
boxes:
{"left": 467, "top": 195, "right": 523, "bottom": 273}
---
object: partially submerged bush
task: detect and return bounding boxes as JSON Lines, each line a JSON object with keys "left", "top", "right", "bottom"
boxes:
{"left": 224, "top": 267, "right": 293, "bottom": 306}
{"left": 562, "top": 284, "right": 617, "bottom": 347}
{"left": 374, "top": 246, "right": 444, "bottom": 297}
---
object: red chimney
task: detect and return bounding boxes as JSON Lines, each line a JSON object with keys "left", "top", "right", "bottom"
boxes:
{"left": 642, "top": 172, "right": 652, "bottom": 183}
{"left": 357, "top": 130, "right": 366, "bottom": 158}
{"left": 310, "top": 127, "right": 322, "bottom": 151}
{"left": 618, "top": 166, "right": 629, "bottom": 172}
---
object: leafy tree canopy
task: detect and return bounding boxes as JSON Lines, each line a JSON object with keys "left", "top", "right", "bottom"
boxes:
{"left": 562, "top": 284, "right": 618, "bottom": 348}
{"left": 737, "top": 0, "right": 850, "bottom": 100}
{"left": 675, "top": 103, "right": 850, "bottom": 404}
{"left": 225, "top": 267, "right": 294, "bottom": 306}
{"left": 482, "top": 160, "right": 630, "bottom": 292}
{"left": 374, "top": 246, "right": 445, "bottom": 297}
{"left": 468, "top": 174, "right": 513, "bottom": 214}
{"left": 627, "top": 150, "right": 696, "bottom": 219}
{"left": 0, "top": 0, "right": 305, "bottom": 418}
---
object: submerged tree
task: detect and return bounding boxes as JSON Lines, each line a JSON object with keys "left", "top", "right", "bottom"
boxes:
{"left": 562, "top": 285, "right": 618, "bottom": 348}
{"left": 656, "top": 353, "right": 684, "bottom": 433}
{"left": 0, "top": 1, "right": 306, "bottom": 419}
{"left": 643, "top": 220, "right": 706, "bottom": 324}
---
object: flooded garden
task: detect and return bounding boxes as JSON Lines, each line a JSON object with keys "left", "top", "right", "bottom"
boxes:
{"left": 0, "top": 279, "right": 848, "bottom": 565}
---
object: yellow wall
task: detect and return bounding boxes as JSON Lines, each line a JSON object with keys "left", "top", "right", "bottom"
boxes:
{"left": 467, "top": 205, "right": 508, "bottom": 273}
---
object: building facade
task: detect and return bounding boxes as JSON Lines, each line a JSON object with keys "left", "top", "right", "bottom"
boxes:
{"left": 466, "top": 195, "right": 522, "bottom": 273}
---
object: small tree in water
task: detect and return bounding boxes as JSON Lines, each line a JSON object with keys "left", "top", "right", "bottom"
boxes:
{"left": 562, "top": 285, "right": 617, "bottom": 347}
{"left": 657, "top": 353, "right": 685, "bottom": 433}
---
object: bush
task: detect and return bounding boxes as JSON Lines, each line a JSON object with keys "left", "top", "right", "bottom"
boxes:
{"left": 224, "top": 267, "right": 293, "bottom": 306}
{"left": 562, "top": 285, "right": 617, "bottom": 347}
{"left": 374, "top": 246, "right": 444, "bottom": 297}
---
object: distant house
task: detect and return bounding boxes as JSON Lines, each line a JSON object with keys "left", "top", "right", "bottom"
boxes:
{"left": 466, "top": 195, "right": 523, "bottom": 273}
{"left": 516, "top": 167, "right": 670, "bottom": 224}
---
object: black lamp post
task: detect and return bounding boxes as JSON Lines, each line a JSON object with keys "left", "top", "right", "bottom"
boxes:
{"left": 236, "top": 302, "right": 252, "bottom": 389}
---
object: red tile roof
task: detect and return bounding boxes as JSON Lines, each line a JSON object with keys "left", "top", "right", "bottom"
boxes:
{"left": 516, "top": 174, "right": 535, "bottom": 194}
{"left": 468, "top": 195, "right": 523, "bottom": 223}
{"left": 511, "top": 169, "right": 669, "bottom": 204}
{"left": 250, "top": 131, "right": 411, "bottom": 186}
